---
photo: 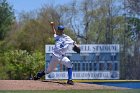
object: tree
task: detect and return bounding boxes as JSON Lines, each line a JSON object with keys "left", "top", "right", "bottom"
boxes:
{"left": 126, "top": 17, "right": 140, "bottom": 79}
{"left": 5, "top": 6, "right": 77, "bottom": 53}
{"left": 121, "top": 0, "right": 140, "bottom": 79}
{"left": 82, "top": 0, "right": 124, "bottom": 44}
{"left": 126, "top": 0, "right": 140, "bottom": 15}
{"left": 57, "top": 0, "right": 96, "bottom": 43}
{"left": 0, "top": 0, "right": 14, "bottom": 40}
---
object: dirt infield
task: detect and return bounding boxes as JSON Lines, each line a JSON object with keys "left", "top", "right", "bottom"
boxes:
{"left": 0, "top": 80, "right": 125, "bottom": 90}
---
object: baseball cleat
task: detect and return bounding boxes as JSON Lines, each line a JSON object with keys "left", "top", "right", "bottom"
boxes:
{"left": 67, "top": 80, "right": 74, "bottom": 85}
{"left": 33, "top": 71, "right": 45, "bottom": 80}
{"left": 33, "top": 76, "right": 40, "bottom": 80}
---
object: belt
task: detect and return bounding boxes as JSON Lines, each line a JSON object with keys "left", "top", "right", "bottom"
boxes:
{"left": 62, "top": 55, "right": 65, "bottom": 57}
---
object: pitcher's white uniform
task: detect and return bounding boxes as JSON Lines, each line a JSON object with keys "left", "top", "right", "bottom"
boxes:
{"left": 46, "top": 34, "right": 74, "bottom": 73}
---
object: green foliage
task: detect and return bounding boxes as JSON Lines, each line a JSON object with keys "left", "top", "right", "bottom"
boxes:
{"left": 5, "top": 7, "right": 76, "bottom": 53}
{"left": 88, "top": 16, "right": 126, "bottom": 44}
{"left": 16, "top": 19, "right": 49, "bottom": 52}
{"left": 0, "top": 0, "right": 15, "bottom": 40}
{"left": 127, "top": 17, "right": 140, "bottom": 41}
{"left": 0, "top": 6, "right": 77, "bottom": 79}
{"left": 0, "top": 50, "right": 44, "bottom": 80}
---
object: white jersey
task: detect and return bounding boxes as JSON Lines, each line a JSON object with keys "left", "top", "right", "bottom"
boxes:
{"left": 53, "top": 34, "right": 74, "bottom": 58}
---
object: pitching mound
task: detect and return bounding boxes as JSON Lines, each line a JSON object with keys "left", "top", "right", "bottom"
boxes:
{"left": 0, "top": 80, "right": 125, "bottom": 90}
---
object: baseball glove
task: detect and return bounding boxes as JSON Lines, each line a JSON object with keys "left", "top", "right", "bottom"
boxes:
{"left": 73, "top": 45, "right": 80, "bottom": 53}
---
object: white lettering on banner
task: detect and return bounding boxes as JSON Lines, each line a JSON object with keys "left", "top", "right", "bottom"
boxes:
{"left": 45, "top": 71, "right": 119, "bottom": 79}
{"left": 45, "top": 44, "right": 120, "bottom": 53}
{"left": 45, "top": 44, "right": 120, "bottom": 80}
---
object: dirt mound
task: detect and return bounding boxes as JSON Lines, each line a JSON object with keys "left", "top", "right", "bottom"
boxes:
{"left": 0, "top": 80, "right": 124, "bottom": 90}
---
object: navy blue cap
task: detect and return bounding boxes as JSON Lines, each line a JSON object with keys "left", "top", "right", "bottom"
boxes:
{"left": 57, "top": 25, "right": 64, "bottom": 30}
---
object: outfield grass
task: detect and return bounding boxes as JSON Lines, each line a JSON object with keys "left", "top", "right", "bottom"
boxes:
{"left": 74, "top": 80, "right": 140, "bottom": 83}
{"left": 0, "top": 90, "right": 140, "bottom": 93}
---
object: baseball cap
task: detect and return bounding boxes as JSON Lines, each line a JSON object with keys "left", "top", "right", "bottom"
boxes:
{"left": 57, "top": 25, "right": 64, "bottom": 30}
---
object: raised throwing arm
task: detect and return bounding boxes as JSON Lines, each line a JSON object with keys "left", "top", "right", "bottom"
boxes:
{"left": 50, "top": 22, "right": 56, "bottom": 34}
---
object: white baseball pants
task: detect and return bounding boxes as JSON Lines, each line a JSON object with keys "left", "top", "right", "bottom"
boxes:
{"left": 46, "top": 54, "right": 72, "bottom": 74}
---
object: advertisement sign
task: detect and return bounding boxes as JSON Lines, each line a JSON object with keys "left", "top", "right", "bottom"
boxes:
{"left": 45, "top": 44, "right": 120, "bottom": 53}
{"left": 45, "top": 71, "right": 119, "bottom": 79}
{"left": 45, "top": 44, "right": 120, "bottom": 80}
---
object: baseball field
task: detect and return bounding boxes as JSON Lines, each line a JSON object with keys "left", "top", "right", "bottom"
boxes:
{"left": 0, "top": 80, "right": 140, "bottom": 93}
{"left": 0, "top": 90, "right": 140, "bottom": 93}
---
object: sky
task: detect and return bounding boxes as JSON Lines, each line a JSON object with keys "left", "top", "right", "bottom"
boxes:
{"left": 7, "top": 0, "right": 72, "bottom": 18}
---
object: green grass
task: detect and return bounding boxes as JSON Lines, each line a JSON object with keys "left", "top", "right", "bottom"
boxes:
{"left": 73, "top": 80, "right": 140, "bottom": 83}
{"left": 0, "top": 90, "right": 140, "bottom": 93}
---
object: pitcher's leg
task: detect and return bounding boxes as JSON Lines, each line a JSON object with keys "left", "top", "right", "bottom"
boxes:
{"left": 61, "top": 57, "right": 74, "bottom": 85}
{"left": 34, "top": 55, "right": 58, "bottom": 80}
{"left": 61, "top": 57, "right": 72, "bottom": 68}
{"left": 46, "top": 59, "right": 58, "bottom": 74}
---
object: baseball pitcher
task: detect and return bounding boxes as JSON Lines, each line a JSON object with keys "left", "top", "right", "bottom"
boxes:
{"left": 33, "top": 22, "right": 80, "bottom": 85}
